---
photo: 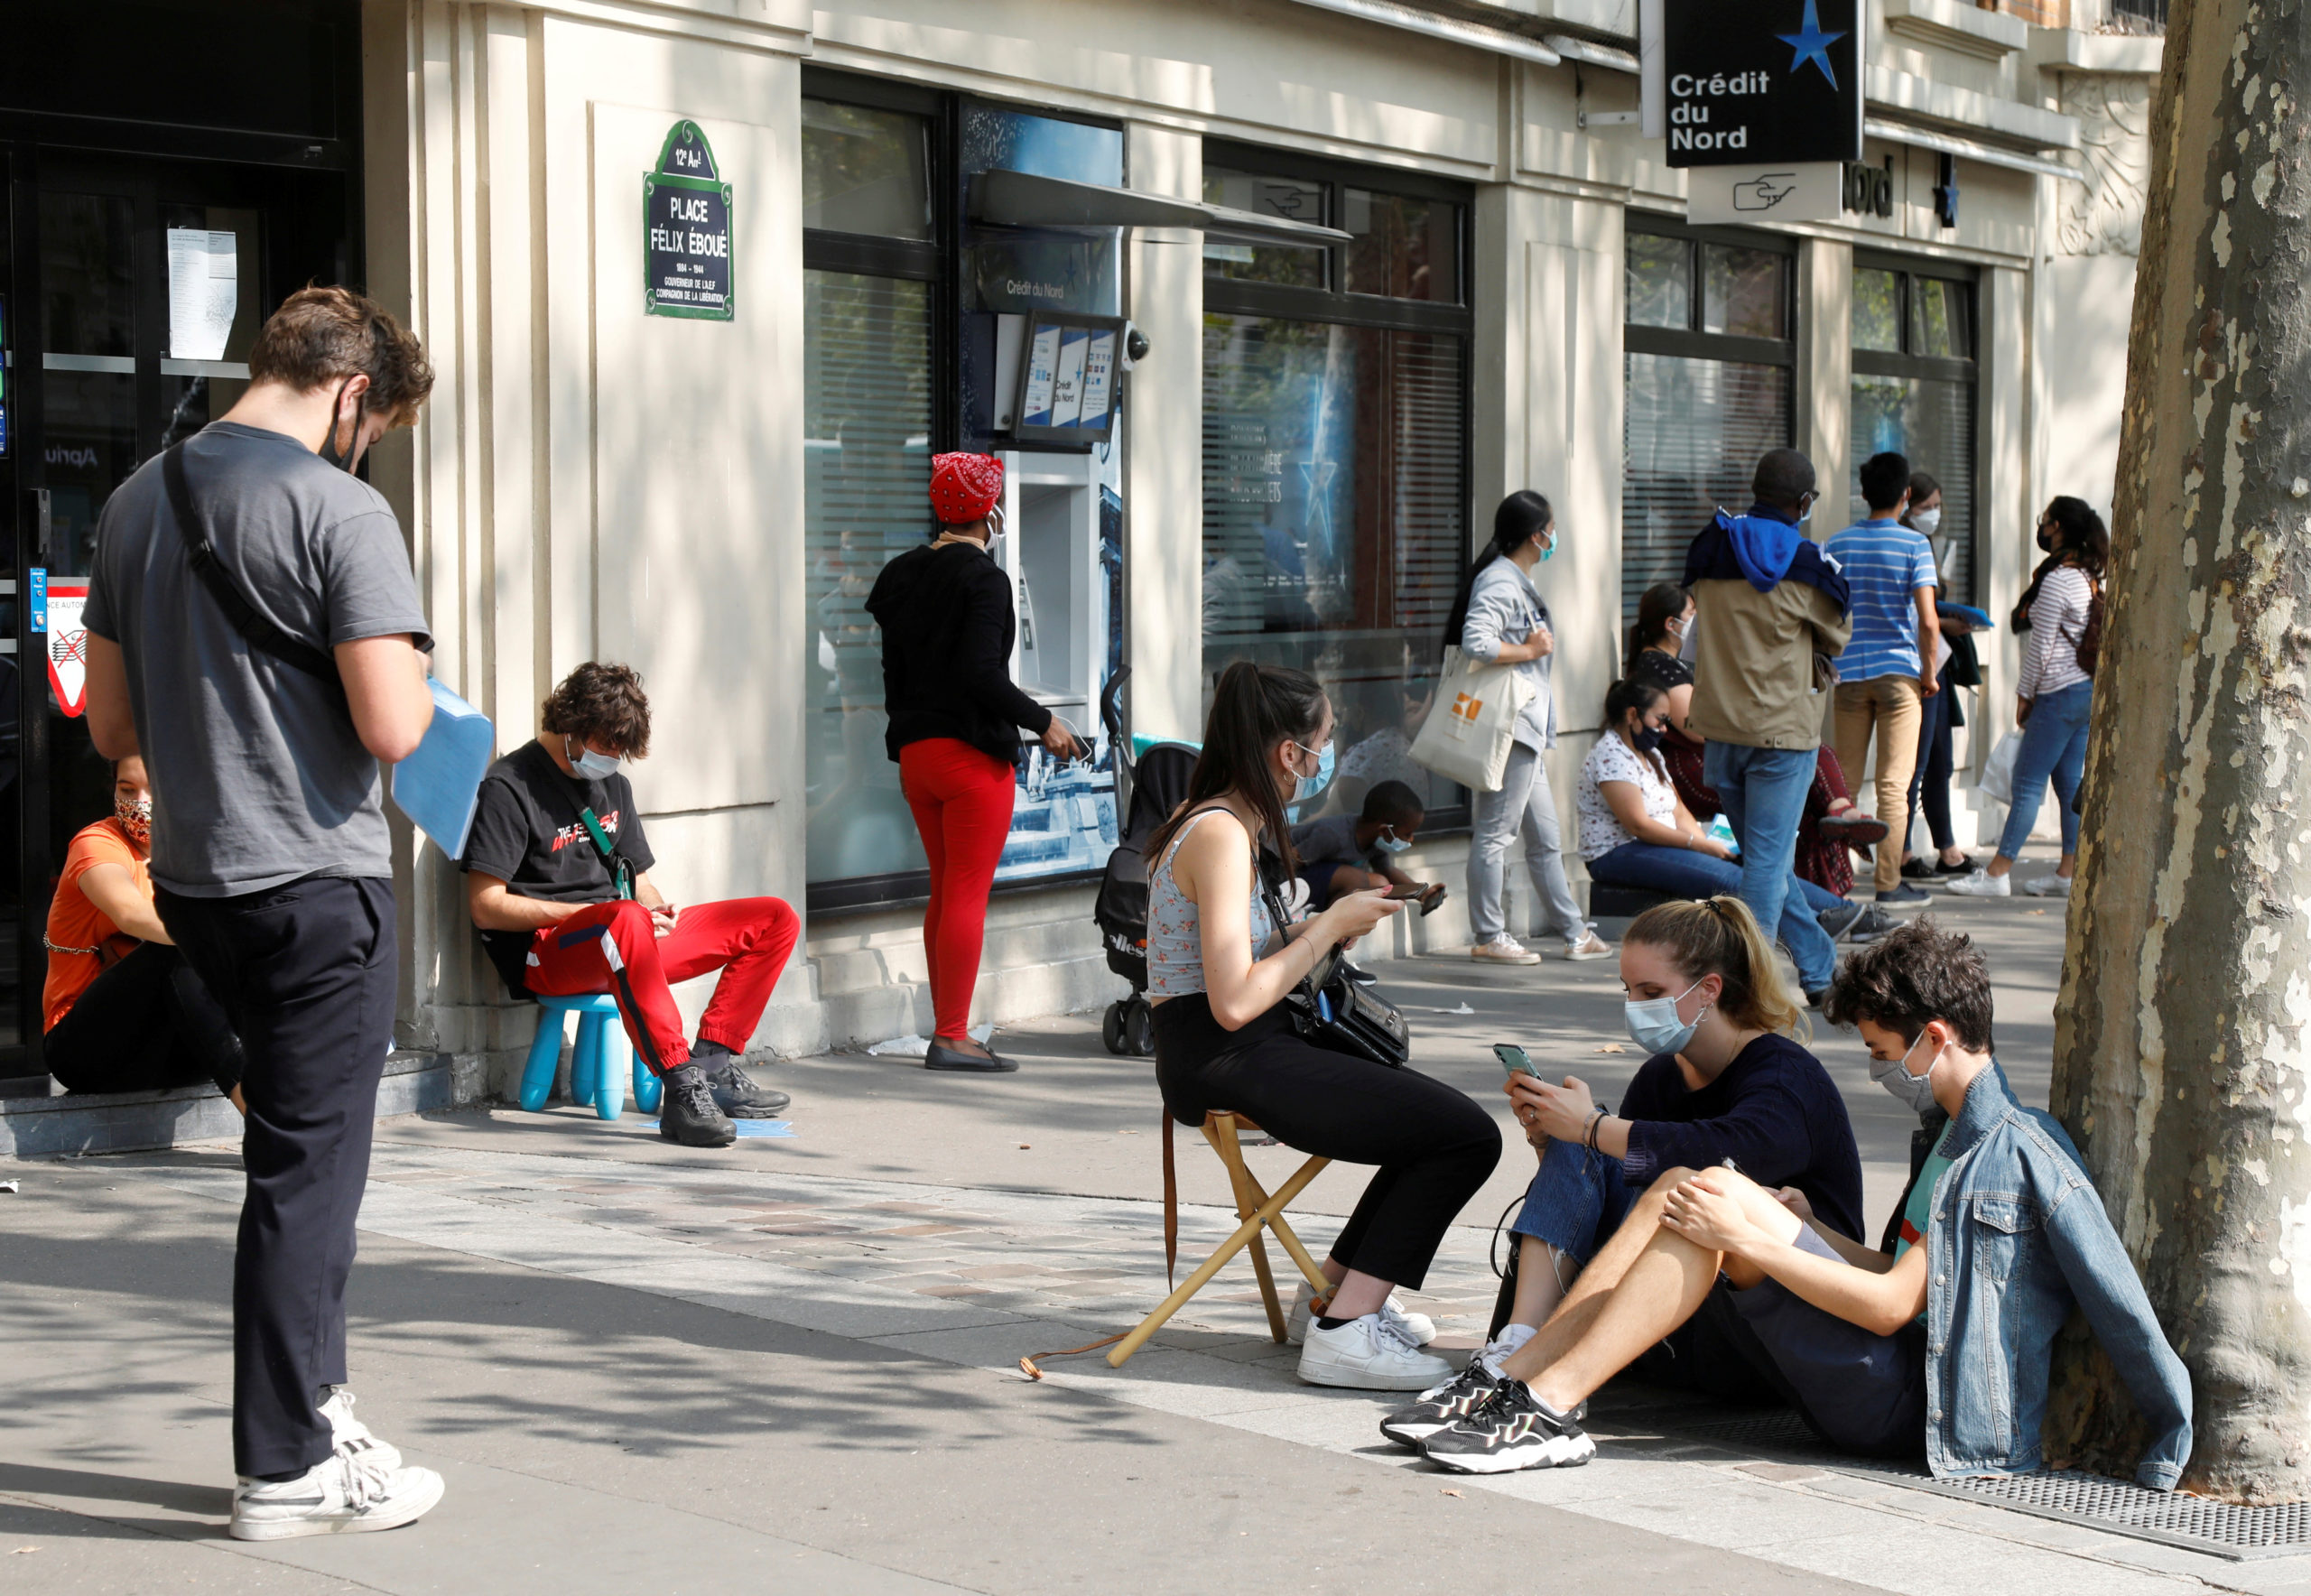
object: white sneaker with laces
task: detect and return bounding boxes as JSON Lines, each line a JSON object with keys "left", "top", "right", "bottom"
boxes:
{"left": 320, "top": 1387, "right": 401, "bottom": 1471}
{"left": 2023, "top": 874, "right": 2073, "bottom": 898}
{"left": 1285, "top": 1279, "right": 1435, "bottom": 1345}
{"left": 1471, "top": 936, "right": 1541, "bottom": 966}
{"left": 1944, "top": 868, "right": 2010, "bottom": 898}
{"left": 1297, "top": 1312, "right": 1455, "bottom": 1391}
{"left": 1563, "top": 930, "right": 1612, "bottom": 961}
{"left": 230, "top": 1452, "right": 444, "bottom": 1541}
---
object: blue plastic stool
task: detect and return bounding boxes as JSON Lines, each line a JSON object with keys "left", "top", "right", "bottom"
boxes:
{"left": 517, "top": 994, "right": 661, "bottom": 1120}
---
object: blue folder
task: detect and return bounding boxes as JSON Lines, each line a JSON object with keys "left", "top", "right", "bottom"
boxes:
{"left": 391, "top": 680, "right": 496, "bottom": 858}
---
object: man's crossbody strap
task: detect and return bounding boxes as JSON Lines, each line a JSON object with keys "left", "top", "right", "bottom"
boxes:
{"left": 160, "top": 442, "right": 346, "bottom": 699}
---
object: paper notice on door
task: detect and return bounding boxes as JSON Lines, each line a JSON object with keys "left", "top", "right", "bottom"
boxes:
{"left": 1047, "top": 328, "right": 1089, "bottom": 428}
{"left": 1018, "top": 324, "right": 1062, "bottom": 428}
{"left": 167, "top": 228, "right": 238, "bottom": 362}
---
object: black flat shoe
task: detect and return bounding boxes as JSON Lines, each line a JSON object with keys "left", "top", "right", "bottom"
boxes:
{"left": 925, "top": 1040, "right": 1018, "bottom": 1073}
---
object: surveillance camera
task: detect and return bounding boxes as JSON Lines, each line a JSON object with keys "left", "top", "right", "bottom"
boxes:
{"left": 1124, "top": 322, "right": 1151, "bottom": 365}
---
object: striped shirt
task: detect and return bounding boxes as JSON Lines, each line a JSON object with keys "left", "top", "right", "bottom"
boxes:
{"left": 2019, "top": 564, "right": 2095, "bottom": 699}
{"left": 1824, "top": 518, "right": 1937, "bottom": 681}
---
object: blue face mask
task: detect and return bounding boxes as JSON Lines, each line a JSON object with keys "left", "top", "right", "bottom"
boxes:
{"left": 1538, "top": 528, "right": 1556, "bottom": 563}
{"left": 1289, "top": 739, "right": 1335, "bottom": 804}
{"left": 1374, "top": 826, "right": 1414, "bottom": 856}
{"left": 567, "top": 737, "right": 620, "bottom": 783}
{"left": 1624, "top": 978, "right": 1709, "bottom": 1056}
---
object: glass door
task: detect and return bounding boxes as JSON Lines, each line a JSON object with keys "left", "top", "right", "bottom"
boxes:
{"left": 7, "top": 149, "right": 348, "bottom": 1074}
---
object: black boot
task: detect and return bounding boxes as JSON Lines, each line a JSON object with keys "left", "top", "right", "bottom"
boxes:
{"left": 657, "top": 1063, "right": 737, "bottom": 1146}
{"left": 701, "top": 1054, "right": 790, "bottom": 1117}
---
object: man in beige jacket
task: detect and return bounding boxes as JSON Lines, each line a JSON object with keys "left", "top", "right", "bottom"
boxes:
{"left": 1680, "top": 449, "right": 1853, "bottom": 1002}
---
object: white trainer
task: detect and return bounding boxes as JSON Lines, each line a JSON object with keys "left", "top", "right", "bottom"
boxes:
{"left": 230, "top": 1452, "right": 444, "bottom": 1541}
{"left": 2023, "top": 873, "right": 2073, "bottom": 898}
{"left": 1471, "top": 936, "right": 1541, "bottom": 966}
{"left": 1285, "top": 1280, "right": 1436, "bottom": 1345}
{"left": 320, "top": 1387, "right": 401, "bottom": 1471}
{"left": 1944, "top": 868, "right": 2010, "bottom": 897}
{"left": 1563, "top": 930, "right": 1613, "bottom": 961}
{"left": 1298, "top": 1312, "right": 1455, "bottom": 1391}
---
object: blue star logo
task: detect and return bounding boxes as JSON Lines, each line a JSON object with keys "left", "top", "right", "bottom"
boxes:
{"left": 1777, "top": 0, "right": 1846, "bottom": 88}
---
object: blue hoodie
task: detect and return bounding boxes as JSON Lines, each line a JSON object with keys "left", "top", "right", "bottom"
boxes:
{"left": 1685, "top": 504, "right": 1852, "bottom": 612}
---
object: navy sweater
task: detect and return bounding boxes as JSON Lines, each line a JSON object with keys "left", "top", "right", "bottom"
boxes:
{"left": 1615, "top": 1033, "right": 1864, "bottom": 1241}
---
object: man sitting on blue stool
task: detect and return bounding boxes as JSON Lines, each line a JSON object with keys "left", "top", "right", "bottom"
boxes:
{"left": 463, "top": 661, "right": 797, "bottom": 1148}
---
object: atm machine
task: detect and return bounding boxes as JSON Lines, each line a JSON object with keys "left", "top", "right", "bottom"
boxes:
{"left": 986, "top": 310, "right": 1130, "bottom": 879}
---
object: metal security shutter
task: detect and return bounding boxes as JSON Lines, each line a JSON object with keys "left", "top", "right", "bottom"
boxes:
{"left": 1623, "top": 353, "right": 1796, "bottom": 614}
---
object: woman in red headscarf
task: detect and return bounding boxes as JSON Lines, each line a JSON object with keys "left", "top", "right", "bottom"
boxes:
{"left": 866, "top": 453, "right": 1084, "bottom": 1072}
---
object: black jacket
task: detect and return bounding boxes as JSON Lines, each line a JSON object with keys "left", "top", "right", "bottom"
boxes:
{"left": 866, "top": 539, "right": 1053, "bottom": 766}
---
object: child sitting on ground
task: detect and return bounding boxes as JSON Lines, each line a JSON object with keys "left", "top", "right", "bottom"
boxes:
{"left": 1289, "top": 781, "right": 1444, "bottom": 914}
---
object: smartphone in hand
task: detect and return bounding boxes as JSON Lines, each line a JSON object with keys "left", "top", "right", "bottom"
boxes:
{"left": 1493, "top": 1043, "right": 1538, "bottom": 1079}
{"left": 1383, "top": 884, "right": 1426, "bottom": 901}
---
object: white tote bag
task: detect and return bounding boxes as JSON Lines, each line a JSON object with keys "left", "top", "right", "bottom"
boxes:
{"left": 1408, "top": 645, "right": 1535, "bottom": 793}
{"left": 1976, "top": 728, "right": 2026, "bottom": 807}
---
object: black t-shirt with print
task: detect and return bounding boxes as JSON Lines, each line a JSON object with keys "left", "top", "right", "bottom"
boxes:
{"left": 461, "top": 739, "right": 656, "bottom": 997}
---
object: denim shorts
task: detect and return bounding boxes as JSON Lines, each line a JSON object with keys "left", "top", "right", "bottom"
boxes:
{"left": 1720, "top": 1224, "right": 1928, "bottom": 1459}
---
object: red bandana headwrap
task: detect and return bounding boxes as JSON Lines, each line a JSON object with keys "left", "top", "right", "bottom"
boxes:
{"left": 929, "top": 452, "right": 1005, "bottom": 524}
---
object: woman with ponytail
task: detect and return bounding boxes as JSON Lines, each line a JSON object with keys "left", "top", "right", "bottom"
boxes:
{"left": 1146, "top": 662, "right": 1501, "bottom": 1391}
{"left": 1447, "top": 492, "right": 1610, "bottom": 967}
{"left": 1387, "top": 895, "right": 1862, "bottom": 1463}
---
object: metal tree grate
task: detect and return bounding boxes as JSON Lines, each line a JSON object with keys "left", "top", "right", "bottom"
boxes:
{"left": 1667, "top": 1409, "right": 2311, "bottom": 1561}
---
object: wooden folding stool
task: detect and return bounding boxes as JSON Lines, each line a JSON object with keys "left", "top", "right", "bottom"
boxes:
{"left": 1105, "top": 1110, "right": 1332, "bottom": 1368}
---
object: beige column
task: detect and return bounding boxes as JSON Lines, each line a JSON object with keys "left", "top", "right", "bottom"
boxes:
{"left": 1796, "top": 237, "right": 1853, "bottom": 534}
{"left": 1124, "top": 123, "right": 1204, "bottom": 744}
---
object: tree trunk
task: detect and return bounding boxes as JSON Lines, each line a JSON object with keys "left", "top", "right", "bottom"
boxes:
{"left": 2046, "top": 0, "right": 2311, "bottom": 1504}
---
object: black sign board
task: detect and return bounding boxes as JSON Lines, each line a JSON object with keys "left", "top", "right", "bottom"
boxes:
{"left": 1663, "top": 0, "right": 1862, "bottom": 167}
{"left": 645, "top": 121, "right": 733, "bottom": 320}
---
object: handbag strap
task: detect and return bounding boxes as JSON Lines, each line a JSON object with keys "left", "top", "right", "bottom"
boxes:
{"left": 578, "top": 805, "right": 636, "bottom": 901}
{"left": 160, "top": 443, "right": 348, "bottom": 705}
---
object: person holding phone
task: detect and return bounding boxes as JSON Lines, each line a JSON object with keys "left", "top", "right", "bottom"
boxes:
{"left": 867, "top": 452, "right": 1085, "bottom": 1072}
{"left": 1378, "top": 896, "right": 1860, "bottom": 1451}
{"left": 1287, "top": 780, "right": 1443, "bottom": 914}
{"left": 1146, "top": 661, "right": 1500, "bottom": 1391}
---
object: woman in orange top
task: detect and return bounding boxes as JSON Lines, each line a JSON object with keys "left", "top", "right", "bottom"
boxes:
{"left": 43, "top": 756, "right": 245, "bottom": 1106}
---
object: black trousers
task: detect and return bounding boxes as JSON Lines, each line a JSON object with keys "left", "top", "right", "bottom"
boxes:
{"left": 158, "top": 875, "right": 396, "bottom": 1481}
{"left": 1152, "top": 995, "right": 1500, "bottom": 1290}
{"left": 1906, "top": 684, "right": 1956, "bottom": 854}
{"left": 46, "top": 941, "right": 246, "bottom": 1096}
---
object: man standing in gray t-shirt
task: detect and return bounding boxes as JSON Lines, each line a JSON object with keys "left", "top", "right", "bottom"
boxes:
{"left": 83, "top": 287, "right": 446, "bottom": 1540}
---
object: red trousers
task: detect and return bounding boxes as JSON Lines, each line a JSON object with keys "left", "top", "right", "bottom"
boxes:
{"left": 900, "top": 738, "right": 1015, "bottom": 1039}
{"left": 523, "top": 896, "right": 800, "bottom": 1077}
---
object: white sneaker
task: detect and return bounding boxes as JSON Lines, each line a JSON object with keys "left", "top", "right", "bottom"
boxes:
{"left": 320, "top": 1387, "right": 402, "bottom": 1471}
{"left": 1944, "top": 868, "right": 2010, "bottom": 897}
{"left": 1471, "top": 936, "right": 1541, "bottom": 966}
{"left": 2023, "top": 874, "right": 2073, "bottom": 898}
{"left": 1285, "top": 1280, "right": 1436, "bottom": 1345}
{"left": 1297, "top": 1313, "right": 1455, "bottom": 1391}
{"left": 1562, "top": 930, "right": 1612, "bottom": 962}
{"left": 230, "top": 1452, "right": 444, "bottom": 1541}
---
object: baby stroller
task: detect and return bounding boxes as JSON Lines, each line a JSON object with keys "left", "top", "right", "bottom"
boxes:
{"left": 1092, "top": 668, "right": 1198, "bottom": 1056}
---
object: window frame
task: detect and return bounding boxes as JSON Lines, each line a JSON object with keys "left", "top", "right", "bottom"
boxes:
{"left": 1849, "top": 250, "right": 1982, "bottom": 602}
{"left": 800, "top": 69, "right": 1131, "bottom": 915}
{"left": 1199, "top": 141, "right": 1478, "bottom": 833}
{"left": 1620, "top": 213, "right": 1798, "bottom": 367}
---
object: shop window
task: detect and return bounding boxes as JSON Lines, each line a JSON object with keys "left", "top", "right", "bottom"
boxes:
{"left": 1620, "top": 223, "right": 1796, "bottom": 620}
{"left": 1849, "top": 257, "right": 1978, "bottom": 602}
{"left": 1201, "top": 144, "right": 1471, "bottom": 825}
{"left": 803, "top": 100, "right": 930, "bottom": 239}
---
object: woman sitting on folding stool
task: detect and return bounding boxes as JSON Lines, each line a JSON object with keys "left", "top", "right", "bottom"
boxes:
{"left": 1144, "top": 660, "right": 1501, "bottom": 1390}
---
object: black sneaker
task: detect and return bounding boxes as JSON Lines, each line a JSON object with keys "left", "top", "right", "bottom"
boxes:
{"left": 1379, "top": 1360, "right": 1502, "bottom": 1448}
{"left": 1933, "top": 853, "right": 1979, "bottom": 876}
{"left": 658, "top": 1064, "right": 737, "bottom": 1147}
{"left": 1900, "top": 856, "right": 1936, "bottom": 881}
{"left": 1842, "top": 905, "right": 1898, "bottom": 943}
{"left": 1876, "top": 883, "right": 1932, "bottom": 906}
{"left": 1420, "top": 1378, "right": 1596, "bottom": 1474}
{"left": 1815, "top": 901, "right": 1864, "bottom": 942}
{"left": 704, "top": 1059, "right": 790, "bottom": 1118}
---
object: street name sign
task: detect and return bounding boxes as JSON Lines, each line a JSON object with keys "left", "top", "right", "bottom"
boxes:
{"left": 645, "top": 120, "right": 733, "bottom": 320}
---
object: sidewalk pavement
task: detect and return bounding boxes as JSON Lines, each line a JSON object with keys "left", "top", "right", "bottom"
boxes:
{"left": 8, "top": 878, "right": 2300, "bottom": 1595}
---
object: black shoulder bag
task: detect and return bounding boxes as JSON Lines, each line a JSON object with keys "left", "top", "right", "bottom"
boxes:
{"left": 1258, "top": 865, "right": 1410, "bottom": 1068}
{"left": 160, "top": 442, "right": 348, "bottom": 711}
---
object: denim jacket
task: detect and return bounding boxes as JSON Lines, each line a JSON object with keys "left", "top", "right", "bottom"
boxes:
{"left": 1920, "top": 1062, "right": 2193, "bottom": 1489}
{"left": 1461, "top": 557, "right": 1556, "bottom": 751}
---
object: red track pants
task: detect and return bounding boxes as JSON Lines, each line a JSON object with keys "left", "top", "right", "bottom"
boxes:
{"left": 522, "top": 896, "right": 800, "bottom": 1077}
{"left": 900, "top": 738, "right": 1016, "bottom": 1040}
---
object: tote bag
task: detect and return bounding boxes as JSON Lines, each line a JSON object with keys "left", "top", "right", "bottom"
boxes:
{"left": 1977, "top": 728, "right": 2026, "bottom": 807}
{"left": 1408, "top": 645, "right": 1534, "bottom": 793}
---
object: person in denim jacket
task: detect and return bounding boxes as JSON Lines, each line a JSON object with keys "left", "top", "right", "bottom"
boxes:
{"left": 1416, "top": 916, "right": 2192, "bottom": 1484}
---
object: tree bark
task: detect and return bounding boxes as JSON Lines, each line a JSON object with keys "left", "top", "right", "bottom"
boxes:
{"left": 2047, "top": 0, "right": 2311, "bottom": 1503}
